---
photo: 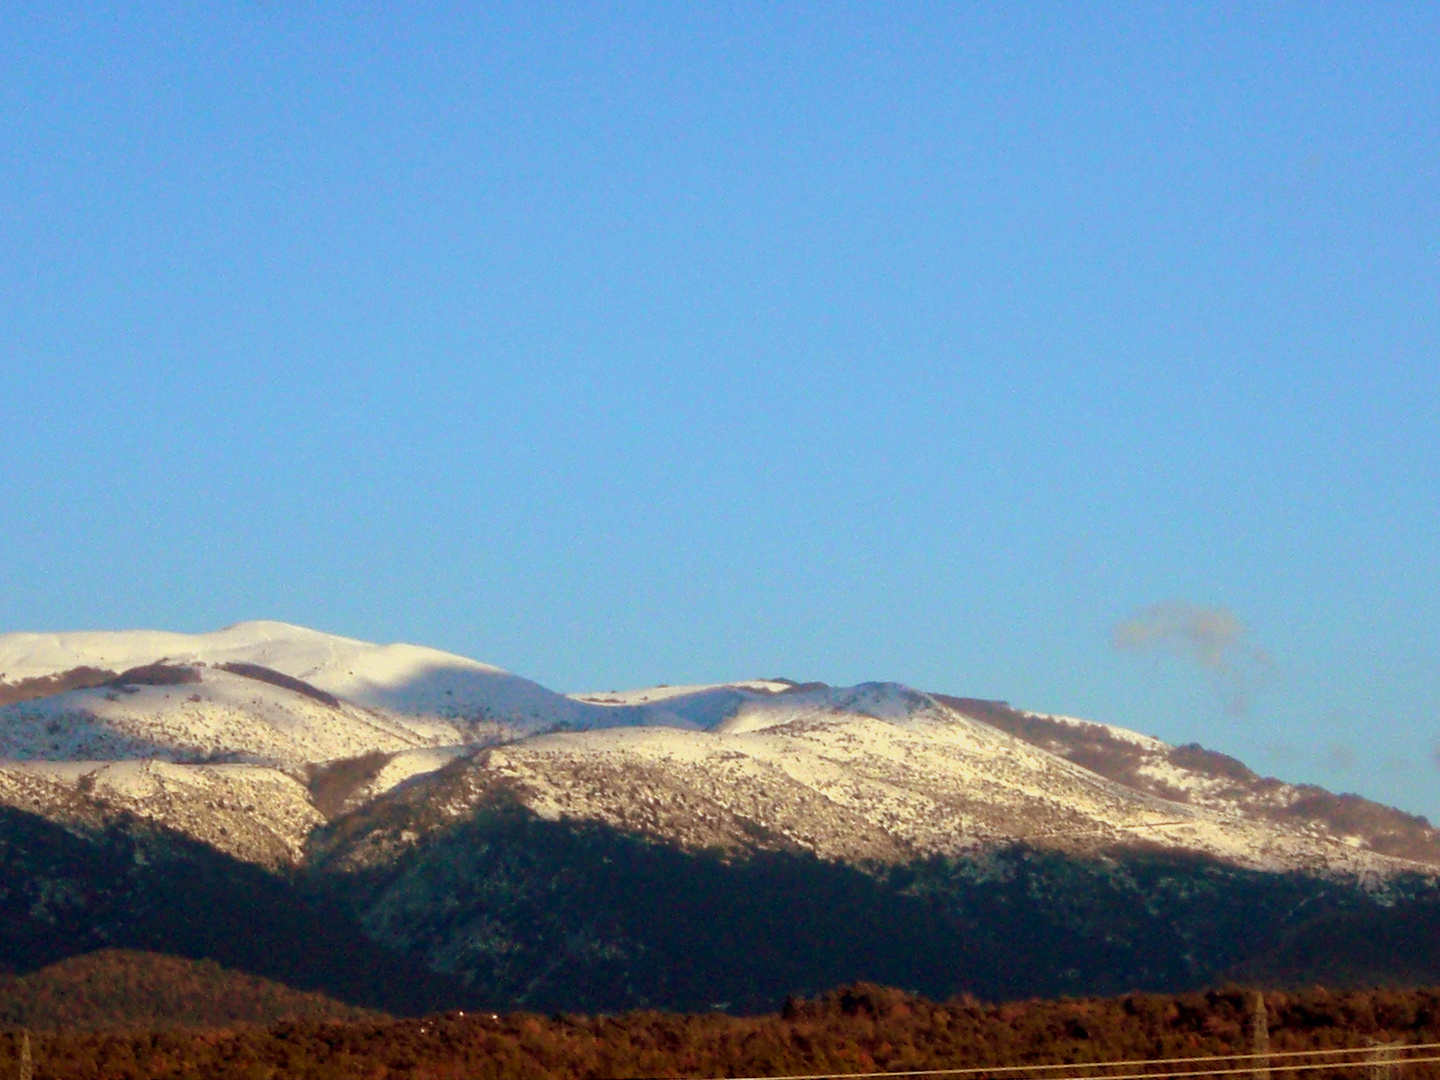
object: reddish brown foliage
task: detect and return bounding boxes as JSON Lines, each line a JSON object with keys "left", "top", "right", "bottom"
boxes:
{"left": 0, "top": 668, "right": 117, "bottom": 706}
{"left": 2, "top": 980, "right": 1439, "bottom": 1080}
{"left": 217, "top": 663, "right": 341, "bottom": 709}
{"left": 0, "top": 951, "right": 377, "bottom": 1032}
{"left": 110, "top": 664, "right": 203, "bottom": 688}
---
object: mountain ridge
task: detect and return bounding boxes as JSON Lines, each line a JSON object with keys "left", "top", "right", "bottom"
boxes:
{"left": 2, "top": 620, "right": 1438, "bottom": 1013}
{"left": 1, "top": 621, "right": 1434, "bottom": 876}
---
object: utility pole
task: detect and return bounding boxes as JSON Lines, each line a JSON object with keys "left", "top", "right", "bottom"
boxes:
{"left": 1367, "top": 1037, "right": 1400, "bottom": 1080}
{"left": 16, "top": 1030, "right": 31, "bottom": 1080}
{"left": 1248, "top": 991, "right": 1270, "bottom": 1080}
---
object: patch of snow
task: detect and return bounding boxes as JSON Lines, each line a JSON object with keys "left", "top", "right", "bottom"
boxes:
{"left": 467, "top": 702, "right": 1433, "bottom": 878}
{"left": 0, "top": 666, "right": 447, "bottom": 770}
{"left": 367, "top": 746, "right": 471, "bottom": 797}
{"left": 1028, "top": 711, "right": 1171, "bottom": 751}
{"left": 0, "top": 621, "right": 595, "bottom": 732}
{"left": 571, "top": 681, "right": 791, "bottom": 705}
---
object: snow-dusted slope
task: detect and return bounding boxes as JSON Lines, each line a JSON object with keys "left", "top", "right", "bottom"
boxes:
{"left": 328, "top": 682, "right": 1440, "bottom": 879}
{"left": 3, "top": 622, "right": 1438, "bottom": 878}
{"left": 0, "top": 759, "right": 320, "bottom": 868}
{"left": 571, "top": 681, "right": 793, "bottom": 706}
{"left": 0, "top": 623, "right": 800, "bottom": 767}
{"left": 0, "top": 665, "right": 452, "bottom": 769}
{"left": 0, "top": 624, "right": 804, "bottom": 863}
{"left": 569, "top": 680, "right": 792, "bottom": 728}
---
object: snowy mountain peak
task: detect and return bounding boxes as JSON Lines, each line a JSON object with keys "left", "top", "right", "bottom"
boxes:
{"left": 0, "top": 620, "right": 509, "bottom": 694}
{"left": 0, "top": 621, "right": 579, "bottom": 730}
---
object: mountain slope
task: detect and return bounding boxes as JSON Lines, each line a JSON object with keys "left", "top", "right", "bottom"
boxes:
{"left": 945, "top": 697, "right": 1440, "bottom": 865}
{"left": 308, "top": 682, "right": 1440, "bottom": 878}
{"left": 4, "top": 620, "right": 1440, "bottom": 1013}
{"left": 0, "top": 759, "right": 322, "bottom": 868}
{"left": 0, "top": 805, "right": 468, "bottom": 1013}
{"left": 3, "top": 623, "right": 1437, "bottom": 877}
{"left": 307, "top": 793, "right": 1413, "bottom": 1011}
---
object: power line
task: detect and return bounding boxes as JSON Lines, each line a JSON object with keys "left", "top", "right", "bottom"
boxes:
{"left": 720, "top": 1041, "right": 1440, "bottom": 1080}
{"left": 982, "top": 1052, "right": 1440, "bottom": 1080}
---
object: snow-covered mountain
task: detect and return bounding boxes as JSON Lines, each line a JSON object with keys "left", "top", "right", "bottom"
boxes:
{"left": 1, "top": 620, "right": 1435, "bottom": 879}
{"left": 8, "top": 620, "right": 1440, "bottom": 1012}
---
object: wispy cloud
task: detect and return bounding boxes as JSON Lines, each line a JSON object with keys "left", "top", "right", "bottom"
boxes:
{"left": 1112, "top": 601, "right": 1275, "bottom": 714}
{"left": 1324, "top": 743, "right": 1357, "bottom": 771}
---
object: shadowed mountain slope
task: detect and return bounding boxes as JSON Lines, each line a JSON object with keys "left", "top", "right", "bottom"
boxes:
{"left": 307, "top": 794, "right": 1428, "bottom": 1013}
{"left": 0, "top": 807, "right": 467, "bottom": 1015}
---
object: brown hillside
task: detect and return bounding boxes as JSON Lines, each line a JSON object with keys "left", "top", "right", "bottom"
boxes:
{"left": 0, "top": 950, "right": 382, "bottom": 1031}
{"left": 218, "top": 662, "right": 342, "bottom": 708}
{"left": 5, "top": 983, "right": 1440, "bottom": 1079}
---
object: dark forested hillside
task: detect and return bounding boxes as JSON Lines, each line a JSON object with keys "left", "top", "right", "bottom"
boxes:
{"left": 0, "top": 807, "right": 466, "bottom": 1014}
{"left": 7, "top": 794, "right": 1440, "bottom": 1020}
{"left": 309, "top": 796, "right": 1427, "bottom": 1013}
{"left": 1228, "top": 895, "right": 1440, "bottom": 989}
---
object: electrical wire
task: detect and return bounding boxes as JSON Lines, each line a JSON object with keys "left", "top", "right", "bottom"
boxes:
{"left": 719, "top": 1040, "right": 1440, "bottom": 1080}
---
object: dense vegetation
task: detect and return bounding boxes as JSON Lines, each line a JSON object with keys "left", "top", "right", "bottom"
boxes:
{"left": 9, "top": 795, "right": 1440, "bottom": 1019}
{"left": 311, "top": 795, "right": 1430, "bottom": 1012}
{"left": 0, "top": 808, "right": 466, "bottom": 1015}
{"left": 1233, "top": 895, "right": 1440, "bottom": 989}
{"left": 3, "top": 982, "right": 1440, "bottom": 1079}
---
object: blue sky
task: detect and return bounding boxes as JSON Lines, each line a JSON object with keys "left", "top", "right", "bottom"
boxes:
{"left": 2, "top": 5, "right": 1437, "bottom": 818}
